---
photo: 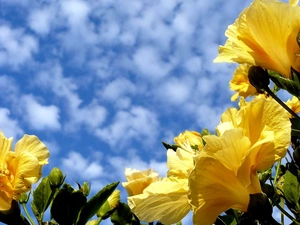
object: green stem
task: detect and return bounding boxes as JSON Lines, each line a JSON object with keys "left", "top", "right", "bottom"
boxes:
{"left": 21, "top": 203, "right": 35, "bottom": 225}
{"left": 275, "top": 204, "right": 300, "bottom": 225}
{"left": 232, "top": 209, "right": 240, "bottom": 224}
{"left": 274, "top": 160, "right": 281, "bottom": 186}
{"left": 95, "top": 216, "right": 103, "bottom": 225}
{"left": 280, "top": 198, "right": 284, "bottom": 225}
{"left": 265, "top": 87, "right": 300, "bottom": 120}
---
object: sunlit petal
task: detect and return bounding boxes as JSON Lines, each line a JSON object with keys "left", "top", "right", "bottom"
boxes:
{"left": 14, "top": 135, "right": 50, "bottom": 165}
{"left": 128, "top": 179, "right": 190, "bottom": 224}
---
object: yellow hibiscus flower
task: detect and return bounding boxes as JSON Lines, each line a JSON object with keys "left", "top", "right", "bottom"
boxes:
{"left": 217, "top": 97, "right": 291, "bottom": 170}
{"left": 230, "top": 64, "right": 259, "bottom": 101}
{"left": 0, "top": 131, "right": 50, "bottom": 210}
{"left": 214, "top": 0, "right": 300, "bottom": 79}
{"left": 125, "top": 141, "right": 196, "bottom": 224}
{"left": 189, "top": 129, "right": 262, "bottom": 225}
{"left": 286, "top": 96, "right": 300, "bottom": 118}
{"left": 174, "top": 130, "right": 203, "bottom": 153}
{"left": 128, "top": 177, "right": 190, "bottom": 225}
{"left": 122, "top": 168, "right": 159, "bottom": 196}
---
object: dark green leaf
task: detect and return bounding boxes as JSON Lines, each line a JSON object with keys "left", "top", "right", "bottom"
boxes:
{"left": 268, "top": 72, "right": 300, "bottom": 97}
{"left": 291, "top": 118, "right": 300, "bottom": 137}
{"left": 75, "top": 181, "right": 119, "bottom": 225}
{"left": 215, "top": 215, "right": 236, "bottom": 225}
{"left": 31, "top": 177, "right": 53, "bottom": 219}
{"left": 110, "top": 202, "right": 133, "bottom": 225}
{"left": 284, "top": 168, "right": 300, "bottom": 211}
{"left": 51, "top": 183, "right": 87, "bottom": 225}
{"left": 161, "top": 141, "right": 178, "bottom": 151}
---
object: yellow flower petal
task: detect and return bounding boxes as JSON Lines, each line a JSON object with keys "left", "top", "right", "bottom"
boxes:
{"left": 214, "top": 0, "right": 300, "bottom": 78}
{"left": 202, "top": 129, "right": 251, "bottom": 175}
{"left": 128, "top": 179, "right": 190, "bottom": 224}
{"left": 0, "top": 131, "right": 13, "bottom": 168}
{"left": 6, "top": 151, "right": 41, "bottom": 199}
{"left": 14, "top": 135, "right": 50, "bottom": 165}
{"left": 286, "top": 96, "right": 300, "bottom": 118}
{"left": 167, "top": 148, "right": 194, "bottom": 179}
{"left": 0, "top": 189, "right": 13, "bottom": 211}
{"left": 230, "top": 64, "right": 258, "bottom": 101}
{"left": 189, "top": 156, "right": 260, "bottom": 225}
{"left": 174, "top": 130, "right": 203, "bottom": 152}
{"left": 238, "top": 98, "right": 291, "bottom": 166}
{"left": 122, "top": 168, "right": 159, "bottom": 196}
{"left": 219, "top": 97, "right": 291, "bottom": 169}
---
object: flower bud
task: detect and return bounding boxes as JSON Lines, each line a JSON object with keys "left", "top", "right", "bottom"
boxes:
{"left": 19, "top": 192, "right": 30, "bottom": 204}
{"left": 81, "top": 182, "right": 91, "bottom": 197}
{"left": 48, "top": 167, "right": 65, "bottom": 187}
{"left": 248, "top": 66, "right": 270, "bottom": 91}
{"left": 97, "top": 190, "right": 120, "bottom": 219}
{"left": 247, "top": 193, "right": 272, "bottom": 221}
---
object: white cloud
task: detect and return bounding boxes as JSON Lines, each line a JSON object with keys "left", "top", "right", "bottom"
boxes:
{"left": 0, "top": 108, "right": 23, "bottom": 139}
{"left": 101, "top": 78, "right": 137, "bottom": 101}
{"left": 65, "top": 102, "right": 107, "bottom": 131}
{"left": 185, "top": 56, "right": 202, "bottom": 74}
{"left": 61, "top": 0, "right": 90, "bottom": 27}
{"left": 149, "top": 160, "right": 168, "bottom": 177}
{"left": 195, "top": 104, "right": 226, "bottom": 131}
{"left": 43, "top": 140, "right": 60, "bottom": 155}
{"left": 0, "top": 25, "right": 38, "bottom": 68}
{"left": 172, "top": 13, "right": 194, "bottom": 35}
{"left": 28, "top": 8, "right": 53, "bottom": 35}
{"left": 133, "top": 46, "right": 172, "bottom": 79}
{"left": 21, "top": 95, "right": 61, "bottom": 131}
{"left": 62, "top": 151, "right": 103, "bottom": 180}
{"left": 0, "top": 75, "right": 19, "bottom": 103}
{"left": 108, "top": 153, "right": 156, "bottom": 180}
{"left": 155, "top": 77, "right": 193, "bottom": 105}
{"left": 35, "top": 63, "right": 107, "bottom": 131}
{"left": 95, "top": 106, "right": 159, "bottom": 149}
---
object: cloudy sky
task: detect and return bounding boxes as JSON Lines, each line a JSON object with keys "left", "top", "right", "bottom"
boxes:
{"left": 1, "top": 0, "right": 285, "bottom": 224}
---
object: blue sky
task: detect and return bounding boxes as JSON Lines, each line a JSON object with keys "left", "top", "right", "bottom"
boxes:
{"left": 0, "top": 0, "right": 277, "bottom": 224}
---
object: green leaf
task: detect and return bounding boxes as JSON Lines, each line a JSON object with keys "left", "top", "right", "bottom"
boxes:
{"left": 51, "top": 183, "right": 87, "bottom": 225}
{"left": 31, "top": 177, "right": 53, "bottom": 219}
{"left": 162, "top": 141, "right": 178, "bottom": 151}
{"left": 258, "top": 168, "right": 272, "bottom": 184}
{"left": 283, "top": 167, "right": 300, "bottom": 212}
{"left": 268, "top": 72, "right": 300, "bottom": 97}
{"left": 110, "top": 202, "right": 133, "bottom": 225}
{"left": 216, "top": 215, "right": 236, "bottom": 225}
{"left": 291, "top": 118, "right": 300, "bottom": 137}
{"left": 75, "top": 181, "right": 119, "bottom": 225}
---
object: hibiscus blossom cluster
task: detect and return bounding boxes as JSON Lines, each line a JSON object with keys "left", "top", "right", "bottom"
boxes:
{"left": 122, "top": 0, "right": 300, "bottom": 224}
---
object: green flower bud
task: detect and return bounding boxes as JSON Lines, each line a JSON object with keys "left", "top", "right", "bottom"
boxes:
{"left": 48, "top": 167, "right": 65, "bottom": 187}
{"left": 19, "top": 192, "right": 30, "bottom": 204}
{"left": 81, "top": 182, "right": 91, "bottom": 197}
{"left": 97, "top": 190, "right": 120, "bottom": 219}
{"left": 248, "top": 66, "right": 270, "bottom": 91}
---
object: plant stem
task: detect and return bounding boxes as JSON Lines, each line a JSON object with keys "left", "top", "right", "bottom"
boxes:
{"left": 21, "top": 203, "right": 35, "bottom": 225}
{"left": 95, "top": 216, "right": 102, "bottom": 225}
{"left": 280, "top": 197, "right": 284, "bottom": 225}
{"left": 274, "top": 160, "right": 281, "bottom": 186}
{"left": 265, "top": 86, "right": 300, "bottom": 120}
{"left": 275, "top": 204, "right": 300, "bottom": 224}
